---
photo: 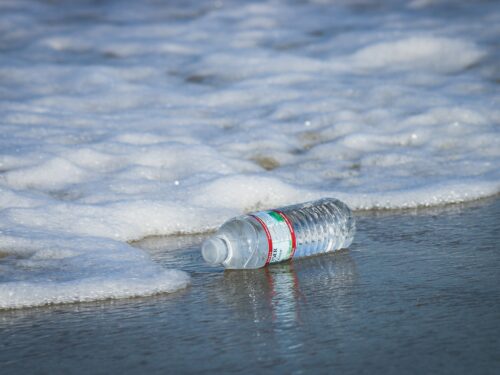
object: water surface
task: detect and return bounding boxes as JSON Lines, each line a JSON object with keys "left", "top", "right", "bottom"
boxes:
{"left": 1, "top": 198, "right": 499, "bottom": 374}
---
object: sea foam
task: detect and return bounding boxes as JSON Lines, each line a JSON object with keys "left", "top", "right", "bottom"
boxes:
{"left": 0, "top": 0, "right": 499, "bottom": 308}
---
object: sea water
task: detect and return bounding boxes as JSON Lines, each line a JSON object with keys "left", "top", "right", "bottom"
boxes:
{"left": 1, "top": 200, "right": 499, "bottom": 374}
{"left": 0, "top": 0, "right": 499, "bottom": 308}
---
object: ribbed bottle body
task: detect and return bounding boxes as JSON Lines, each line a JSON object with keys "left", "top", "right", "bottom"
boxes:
{"left": 280, "top": 198, "right": 355, "bottom": 258}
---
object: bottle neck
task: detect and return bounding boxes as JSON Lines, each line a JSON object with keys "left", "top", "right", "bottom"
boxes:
{"left": 201, "top": 236, "right": 229, "bottom": 265}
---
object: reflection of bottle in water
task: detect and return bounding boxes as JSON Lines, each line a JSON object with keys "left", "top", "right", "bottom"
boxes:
{"left": 202, "top": 198, "right": 355, "bottom": 269}
{"left": 213, "top": 251, "right": 357, "bottom": 325}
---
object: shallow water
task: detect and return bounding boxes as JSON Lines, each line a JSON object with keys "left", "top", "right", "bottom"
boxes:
{"left": 1, "top": 198, "right": 498, "bottom": 374}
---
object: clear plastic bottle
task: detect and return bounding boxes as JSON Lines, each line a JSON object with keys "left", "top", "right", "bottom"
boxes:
{"left": 201, "top": 198, "right": 355, "bottom": 269}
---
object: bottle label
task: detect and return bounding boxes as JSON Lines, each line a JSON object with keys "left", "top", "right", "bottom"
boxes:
{"left": 250, "top": 210, "right": 296, "bottom": 265}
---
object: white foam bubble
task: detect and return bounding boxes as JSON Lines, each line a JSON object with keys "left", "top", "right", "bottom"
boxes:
{"left": 0, "top": 0, "right": 499, "bottom": 309}
{"left": 349, "top": 36, "right": 484, "bottom": 73}
{"left": 0, "top": 231, "right": 190, "bottom": 309}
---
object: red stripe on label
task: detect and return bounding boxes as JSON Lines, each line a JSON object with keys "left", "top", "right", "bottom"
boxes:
{"left": 250, "top": 214, "right": 273, "bottom": 265}
{"left": 273, "top": 210, "right": 297, "bottom": 258}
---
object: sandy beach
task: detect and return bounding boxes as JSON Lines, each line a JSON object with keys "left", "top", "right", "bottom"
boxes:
{"left": 1, "top": 0, "right": 499, "bottom": 372}
{"left": 1, "top": 197, "right": 498, "bottom": 374}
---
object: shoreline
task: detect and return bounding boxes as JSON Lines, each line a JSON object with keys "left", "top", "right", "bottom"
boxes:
{"left": 0, "top": 195, "right": 498, "bottom": 313}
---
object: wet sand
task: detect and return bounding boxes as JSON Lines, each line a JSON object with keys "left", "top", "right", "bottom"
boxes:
{"left": 1, "top": 198, "right": 499, "bottom": 374}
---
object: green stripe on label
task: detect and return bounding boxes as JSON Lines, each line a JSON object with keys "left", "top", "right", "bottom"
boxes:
{"left": 268, "top": 211, "right": 284, "bottom": 222}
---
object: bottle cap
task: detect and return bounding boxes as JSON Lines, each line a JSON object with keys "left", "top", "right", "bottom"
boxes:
{"left": 201, "top": 237, "right": 228, "bottom": 265}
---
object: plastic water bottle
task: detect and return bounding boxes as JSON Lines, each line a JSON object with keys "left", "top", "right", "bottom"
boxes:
{"left": 201, "top": 198, "right": 355, "bottom": 269}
